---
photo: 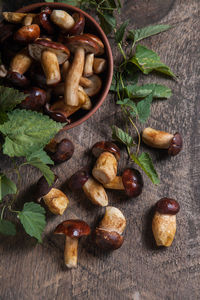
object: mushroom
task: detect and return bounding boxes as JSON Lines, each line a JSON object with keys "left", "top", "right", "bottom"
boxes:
{"left": 14, "top": 24, "right": 40, "bottom": 44}
{"left": 68, "top": 169, "right": 108, "bottom": 206}
{"left": 22, "top": 14, "right": 37, "bottom": 26}
{"left": 84, "top": 75, "right": 102, "bottom": 97}
{"left": 54, "top": 219, "right": 91, "bottom": 268}
{"left": 36, "top": 175, "right": 69, "bottom": 215}
{"left": 93, "top": 58, "right": 107, "bottom": 74}
{"left": 152, "top": 198, "right": 180, "bottom": 247}
{"left": 45, "top": 138, "right": 74, "bottom": 164}
{"left": 95, "top": 206, "right": 126, "bottom": 250}
{"left": 28, "top": 39, "right": 70, "bottom": 85}
{"left": 83, "top": 53, "right": 94, "bottom": 77}
{"left": 10, "top": 48, "right": 33, "bottom": 75}
{"left": 103, "top": 168, "right": 144, "bottom": 197}
{"left": 0, "top": 64, "right": 8, "bottom": 78}
{"left": 83, "top": 34, "right": 104, "bottom": 55}
{"left": 39, "top": 7, "right": 55, "bottom": 35}
{"left": 64, "top": 35, "right": 100, "bottom": 106}
{"left": 92, "top": 141, "right": 120, "bottom": 185}
{"left": 68, "top": 12, "right": 85, "bottom": 35}
{"left": 142, "top": 127, "right": 183, "bottom": 156}
{"left": 50, "top": 10, "right": 75, "bottom": 31}
{"left": 19, "top": 87, "right": 47, "bottom": 111}
{"left": 2, "top": 12, "right": 27, "bottom": 23}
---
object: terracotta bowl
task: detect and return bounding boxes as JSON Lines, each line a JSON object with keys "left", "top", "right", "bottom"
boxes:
{"left": 16, "top": 2, "right": 113, "bottom": 130}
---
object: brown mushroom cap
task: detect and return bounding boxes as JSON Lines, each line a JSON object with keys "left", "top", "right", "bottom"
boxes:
{"left": 36, "top": 173, "right": 58, "bottom": 200}
{"left": 68, "top": 12, "right": 85, "bottom": 36}
{"left": 83, "top": 34, "right": 104, "bottom": 55}
{"left": 95, "top": 228, "right": 124, "bottom": 250}
{"left": 44, "top": 102, "right": 71, "bottom": 123}
{"left": 54, "top": 219, "right": 91, "bottom": 237}
{"left": 39, "top": 9, "right": 55, "bottom": 35}
{"left": 122, "top": 168, "right": 143, "bottom": 197}
{"left": 66, "top": 35, "right": 100, "bottom": 55}
{"left": 19, "top": 87, "right": 47, "bottom": 111}
{"left": 14, "top": 24, "right": 40, "bottom": 44}
{"left": 6, "top": 71, "right": 30, "bottom": 88}
{"left": 28, "top": 39, "right": 70, "bottom": 64}
{"left": 168, "top": 132, "right": 183, "bottom": 156}
{"left": 155, "top": 198, "right": 180, "bottom": 215}
{"left": 68, "top": 169, "right": 90, "bottom": 190}
{"left": 92, "top": 141, "right": 120, "bottom": 160}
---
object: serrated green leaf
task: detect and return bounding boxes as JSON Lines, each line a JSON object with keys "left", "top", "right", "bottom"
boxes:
{"left": 0, "top": 173, "right": 17, "bottom": 201}
{"left": 98, "top": 12, "right": 116, "bottom": 34}
{"left": 128, "top": 24, "right": 172, "bottom": 44}
{"left": 0, "top": 109, "right": 62, "bottom": 158}
{"left": 130, "top": 152, "right": 160, "bottom": 184}
{"left": 129, "top": 83, "right": 172, "bottom": 99}
{"left": 115, "top": 20, "right": 129, "bottom": 43}
{"left": 137, "top": 93, "right": 153, "bottom": 123}
{"left": 27, "top": 149, "right": 54, "bottom": 165}
{"left": 0, "top": 86, "right": 27, "bottom": 113}
{"left": 18, "top": 202, "right": 46, "bottom": 242}
{"left": 0, "top": 219, "right": 16, "bottom": 236}
{"left": 117, "top": 98, "right": 138, "bottom": 115}
{"left": 130, "top": 44, "right": 176, "bottom": 77}
{"left": 26, "top": 157, "right": 54, "bottom": 186}
{"left": 112, "top": 125, "right": 135, "bottom": 147}
{"left": 0, "top": 111, "right": 8, "bottom": 124}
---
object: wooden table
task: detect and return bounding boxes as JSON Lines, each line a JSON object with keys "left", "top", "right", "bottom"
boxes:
{"left": 0, "top": 1, "right": 199, "bottom": 299}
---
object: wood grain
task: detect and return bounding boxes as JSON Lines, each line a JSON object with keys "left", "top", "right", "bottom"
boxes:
{"left": 0, "top": 0, "right": 200, "bottom": 299}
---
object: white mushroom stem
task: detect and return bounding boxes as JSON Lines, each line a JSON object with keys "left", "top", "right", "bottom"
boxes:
{"left": 0, "top": 64, "right": 7, "bottom": 78}
{"left": 43, "top": 188, "right": 69, "bottom": 215}
{"left": 22, "top": 14, "right": 36, "bottom": 26}
{"left": 82, "top": 177, "right": 108, "bottom": 206}
{"left": 64, "top": 47, "right": 85, "bottom": 106}
{"left": 142, "top": 127, "right": 174, "bottom": 149}
{"left": 79, "top": 77, "right": 92, "bottom": 88}
{"left": 2, "top": 12, "right": 27, "bottom": 23}
{"left": 83, "top": 53, "right": 94, "bottom": 77}
{"left": 99, "top": 206, "right": 126, "bottom": 234}
{"left": 93, "top": 58, "right": 107, "bottom": 74}
{"left": 50, "top": 10, "right": 75, "bottom": 31}
{"left": 62, "top": 61, "right": 91, "bottom": 88}
{"left": 92, "top": 152, "right": 117, "bottom": 184}
{"left": 103, "top": 176, "right": 124, "bottom": 190}
{"left": 41, "top": 50, "right": 61, "bottom": 85}
{"left": 64, "top": 236, "right": 78, "bottom": 268}
{"left": 10, "top": 49, "right": 32, "bottom": 74}
{"left": 78, "top": 86, "right": 92, "bottom": 110}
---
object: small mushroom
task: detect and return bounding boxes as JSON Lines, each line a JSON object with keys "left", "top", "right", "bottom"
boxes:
{"left": 14, "top": 24, "right": 40, "bottom": 44}
{"left": 19, "top": 87, "right": 47, "bottom": 111}
{"left": 65, "top": 35, "right": 100, "bottom": 106}
{"left": 36, "top": 175, "right": 69, "bottom": 215}
{"left": 39, "top": 7, "right": 55, "bottom": 35}
{"left": 95, "top": 206, "right": 126, "bottom": 250}
{"left": 28, "top": 39, "right": 70, "bottom": 85}
{"left": 84, "top": 75, "right": 102, "bottom": 97}
{"left": 68, "top": 169, "right": 108, "bottom": 206}
{"left": 10, "top": 48, "right": 33, "bottom": 75}
{"left": 45, "top": 138, "right": 74, "bottom": 164}
{"left": 22, "top": 14, "right": 37, "bottom": 26}
{"left": 83, "top": 53, "right": 94, "bottom": 77}
{"left": 83, "top": 34, "right": 104, "bottom": 55}
{"left": 152, "top": 198, "right": 180, "bottom": 247}
{"left": 54, "top": 219, "right": 91, "bottom": 268}
{"left": 93, "top": 58, "right": 107, "bottom": 74}
{"left": 92, "top": 141, "right": 120, "bottom": 185}
{"left": 50, "top": 10, "right": 75, "bottom": 31}
{"left": 68, "top": 12, "right": 85, "bottom": 35}
{"left": 2, "top": 12, "right": 27, "bottom": 23}
{"left": 142, "top": 127, "right": 183, "bottom": 156}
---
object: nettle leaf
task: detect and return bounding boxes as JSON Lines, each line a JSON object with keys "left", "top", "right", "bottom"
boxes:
{"left": 0, "top": 173, "right": 17, "bottom": 201}
{"left": 0, "top": 109, "right": 62, "bottom": 158}
{"left": 27, "top": 157, "right": 54, "bottom": 186}
{"left": 18, "top": 202, "right": 46, "bottom": 243}
{"left": 27, "top": 149, "right": 54, "bottom": 165}
{"left": 115, "top": 20, "right": 129, "bottom": 43}
{"left": 131, "top": 152, "right": 160, "bottom": 184}
{"left": 128, "top": 24, "right": 172, "bottom": 44}
{"left": 0, "top": 219, "right": 16, "bottom": 236}
{"left": 130, "top": 83, "right": 172, "bottom": 99}
{"left": 0, "top": 86, "right": 27, "bottom": 113}
{"left": 0, "top": 111, "right": 8, "bottom": 124}
{"left": 98, "top": 13, "right": 116, "bottom": 34}
{"left": 137, "top": 93, "right": 153, "bottom": 123}
{"left": 117, "top": 98, "right": 138, "bottom": 116}
{"left": 130, "top": 44, "right": 176, "bottom": 77}
{"left": 112, "top": 125, "right": 135, "bottom": 147}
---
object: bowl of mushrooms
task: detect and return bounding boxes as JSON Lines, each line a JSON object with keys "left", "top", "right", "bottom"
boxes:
{"left": 0, "top": 2, "right": 113, "bottom": 130}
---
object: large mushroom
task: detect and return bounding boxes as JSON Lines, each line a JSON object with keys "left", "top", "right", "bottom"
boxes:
{"left": 28, "top": 39, "right": 70, "bottom": 85}
{"left": 14, "top": 24, "right": 40, "bottom": 44}
{"left": 54, "top": 219, "right": 91, "bottom": 268}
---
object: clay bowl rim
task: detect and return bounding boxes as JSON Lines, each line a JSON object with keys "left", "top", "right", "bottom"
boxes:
{"left": 16, "top": 2, "right": 113, "bottom": 131}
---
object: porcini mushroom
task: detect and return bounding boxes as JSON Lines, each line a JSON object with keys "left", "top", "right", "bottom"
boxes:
{"left": 19, "top": 87, "right": 47, "bottom": 111}
{"left": 83, "top": 53, "right": 94, "bottom": 77}
{"left": 142, "top": 127, "right": 183, "bottom": 156}
{"left": 65, "top": 35, "right": 100, "bottom": 106}
{"left": 36, "top": 175, "right": 69, "bottom": 215}
{"left": 103, "top": 168, "right": 144, "bottom": 198}
{"left": 93, "top": 58, "right": 107, "bottom": 74}
{"left": 95, "top": 206, "right": 126, "bottom": 250}
{"left": 22, "top": 14, "right": 37, "bottom": 26}
{"left": 84, "top": 75, "right": 102, "bottom": 97}
{"left": 2, "top": 12, "right": 27, "bottom": 23}
{"left": 45, "top": 138, "right": 74, "bottom": 164}
{"left": 10, "top": 48, "right": 33, "bottom": 75}
{"left": 92, "top": 141, "right": 120, "bottom": 185}
{"left": 28, "top": 39, "right": 70, "bottom": 85}
{"left": 14, "top": 24, "right": 40, "bottom": 44}
{"left": 83, "top": 33, "right": 104, "bottom": 55}
{"left": 50, "top": 10, "right": 75, "bottom": 31}
{"left": 68, "top": 169, "right": 108, "bottom": 206}
{"left": 39, "top": 7, "right": 55, "bottom": 35}
{"left": 152, "top": 198, "right": 180, "bottom": 247}
{"left": 54, "top": 219, "right": 91, "bottom": 268}
{"left": 68, "top": 12, "right": 85, "bottom": 35}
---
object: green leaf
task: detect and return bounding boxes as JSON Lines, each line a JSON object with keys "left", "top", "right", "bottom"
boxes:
{"left": 55, "top": 0, "right": 81, "bottom": 5}
{"left": 0, "top": 173, "right": 17, "bottom": 201}
{"left": 129, "top": 83, "right": 172, "bottom": 99}
{"left": 0, "top": 219, "right": 16, "bottom": 236}
{"left": 0, "top": 111, "right": 8, "bottom": 124}
{"left": 128, "top": 24, "right": 172, "bottom": 43}
{"left": 26, "top": 157, "right": 54, "bottom": 186}
{"left": 130, "top": 152, "right": 160, "bottom": 184}
{"left": 137, "top": 93, "right": 153, "bottom": 123}
{"left": 0, "top": 86, "right": 27, "bottom": 113}
{"left": 18, "top": 202, "right": 46, "bottom": 242}
{"left": 98, "top": 13, "right": 116, "bottom": 34}
{"left": 130, "top": 44, "right": 176, "bottom": 77}
{"left": 27, "top": 149, "right": 54, "bottom": 165}
{"left": 117, "top": 98, "right": 138, "bottom": 116}
{"left": 112, "top": 125, "right": 135, "bottom": 147}
{"left": 115, "top": 20, "right": 129, "bottom": 43}
{"left": 0, "top": 109, "right": 62, "bottom": 158}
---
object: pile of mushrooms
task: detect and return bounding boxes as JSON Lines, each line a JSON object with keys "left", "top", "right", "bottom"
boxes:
{"left": 0, "top": 7, "right": 107, "bottom": 124}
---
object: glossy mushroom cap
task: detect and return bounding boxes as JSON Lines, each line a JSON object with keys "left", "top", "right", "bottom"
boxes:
{"left": 92, "top": 141, "right": 120, "bottom": 161}
{"left": 44, "top": 102, "right": 71, "bottom": 123}
{"left": 68, "top": 169, "right": 90, "bottom": 190}
{"left": 83, "top": 34, "right": 104, "bottom": 55}
{"left": 95, "top": 228, "right": 124, "bottom": 250}
{"left": 39, "top": 7, "right": 55, "bottom": 35}
{"left": 54, "top": 219, "right": 91, "bottom": 237}
{"left": 68, "top": 12, "right": 85, "bottom": 35}
{"left": 20, "top": 87, "right": 47, "bottom": 111}
{"left": 14, "top": 24, "right": 40, "bottom": 44}
{"left": 28, "top": 39, "right": 70, "bottom": 64}
{"left": 122, "top": 168, "right": 143, "bottom": 197}
{"left": 168, "top": 132, "right": 183, "bottom": 156}
{"left": 6, "top": 71, "right": 30, "bottom": 88}
{"left": 155, "top": 198, "right": 180, "bottom": 215}
{"left": 46, "top": 138, "right": 74, "bottom": 164}
{"left": 66, "top": 35, "right": 100, "bottom": 55}
{"left": 36, "top": 173, "right": 58, "bottom": 199}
